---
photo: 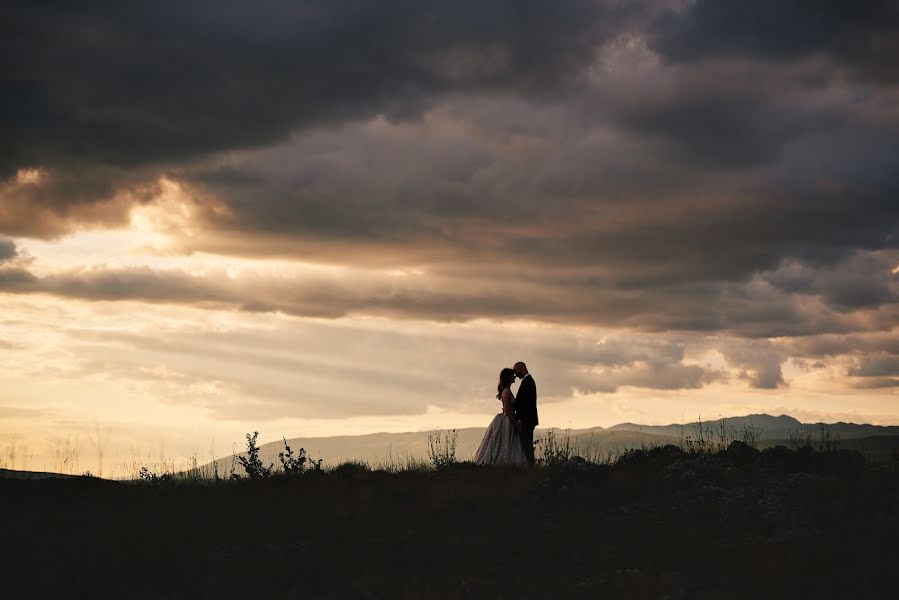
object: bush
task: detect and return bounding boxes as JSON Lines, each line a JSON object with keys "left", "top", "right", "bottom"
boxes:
{"left": 539, "top": 429, "right": 573, "bottom": 467}
{"left": 234, "top": 432, "right": 273, "bottom": 479}
{"left": 330, "top": 461, "right": 371, "bottom": 477}
{"left": 427, "top": 429, "right": 457, "bottom": 469}
{"left": 616, "top": 444, "right": 684, "bottom": 470}
{"left": 138, "top": 467, "right": 172, "bottom": 485}
{"left": 277, "top": 438, "right": 307, "bottom": 476}
{"left": 788, "top": 424, "right": 840, "bottom": 453}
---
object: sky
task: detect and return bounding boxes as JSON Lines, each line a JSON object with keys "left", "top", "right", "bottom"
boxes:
{"left": 2, "top": 0, "right": 898, "bottom": 475}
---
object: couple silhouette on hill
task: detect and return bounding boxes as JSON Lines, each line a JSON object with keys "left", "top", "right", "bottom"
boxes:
{"left": 474, "top": 362, "right": 538, "bottom": 467}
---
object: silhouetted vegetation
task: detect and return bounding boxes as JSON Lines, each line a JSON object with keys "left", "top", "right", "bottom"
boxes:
{"left": 426, "top": 428, "right": 458, "bottom": 469}
{"left": 4, "top": 425, "right": 896, "bottom": 598}
{"left": 277, "top": 437, "right": 322, "bottom": 475}
{"left": 234, "top": 431, "right": 273, "bottom": 479}
{"left": 137, "top": 466, "right": 172, "bottom": 485}
{"left": 788, "top": 423, "right": 841, "bottom": 452}
{"left": 538, "top": 428, "right": 574, "bottom": 466}
{"left": 3, "top": 435, "right": 895, "bottom": 599}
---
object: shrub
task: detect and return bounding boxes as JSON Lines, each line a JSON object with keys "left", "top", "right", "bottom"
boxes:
{"left": 138, "top": 466, "right": 172, "bottom": 485}
{"left": 330, "top": 460, "right": 371, "bottom": 477}
{"left": 277, "top": 438, "right": 324, "bottom": 475}
{"left": 788, "top": 427, "right": 813, "bottom": 451}
{"left": 277, "top": 438, "right": 307, "bottom": 476}
{"left": 680, "top": 416, "right": 763, "bottom": 454}
{"left": 815, "top": 424, "right": 840, "bottom": 453}
{"left": 539, "top": 429, "right": 573, "bottom": 467}
{"left": 616, "top": 444, "right": 684, "bottom": 470}
{"left": 684, "top": 415, "right": 715, "bottom": 454}
{"left": 427, "top": 429, "right": 457, "bottom": 469}
{"left": 234, "top": 431, "right": 273, "bottom": 479}
{"left": 738, "top": 422, "right": 763, "bottom": 449}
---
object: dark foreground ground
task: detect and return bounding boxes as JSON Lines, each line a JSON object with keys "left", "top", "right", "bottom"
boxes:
{"left": 3, "top": 445, "right": 897, "bottom": 599}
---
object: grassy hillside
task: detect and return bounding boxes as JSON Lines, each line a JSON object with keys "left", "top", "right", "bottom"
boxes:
{"left": 3, "top": 445, "right": 896, "bottom": 598}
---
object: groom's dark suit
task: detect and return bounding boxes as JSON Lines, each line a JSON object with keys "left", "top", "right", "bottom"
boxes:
{"left": 515, "top": 374, "right": 538, "bottom": 466}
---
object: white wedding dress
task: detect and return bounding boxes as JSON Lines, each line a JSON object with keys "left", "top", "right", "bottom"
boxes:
{"left": 474, "top": 391, "right": 529, "bottom": 466}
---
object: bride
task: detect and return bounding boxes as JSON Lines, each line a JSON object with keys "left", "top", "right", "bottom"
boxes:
{"left": 474, "top": 368, "right": 529, "bottom": 466}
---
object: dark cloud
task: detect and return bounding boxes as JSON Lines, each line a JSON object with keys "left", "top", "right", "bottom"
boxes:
{"left": 783, "top": 332, "right": 899, "bottom": 359}
{"left": 650, "top": 0, "right": 899, "bottom": 82}
{"left": 779, "top": 331, "right": 899, "bottom": 390}
{"left": 848, "top": 354, "right": 899, "bottom": 378}
{"left": 765, "top": 252, "right": 899, "bottom": 310}
{"left": 718, "top": 340, "right": 787, "bottom": 389}
{"left": 0, "top": 0, "right": 651, "bottom": 235}
{"left": 178, "top": 94, "right": 898, "bottom": 293}
{"left": 613, "top": 81, "right": 833, "bottom": 169}
{"left": 2, "top": 249, "right": 894, "bottom": 342}
{"left": 570, "top": 336, "right": 726, "bottom": 393}
{"left": 0, "top": 167, "right": 161, "bottom": 237}
{"left": 2, "top": 0, "right": 897, "bottom": 358}
{"left": 0, "top": 239, "right": 17, "bottom": 262}
{"left": 576, "top": 360, "right": 724, "bottom": 394}
{"left": 1, "top": 0, "right": 635, "bottom": 176}
{"left": 0, "top": 267, "right": 37, "bottom": 286}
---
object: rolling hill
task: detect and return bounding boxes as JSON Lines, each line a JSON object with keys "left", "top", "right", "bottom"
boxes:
{"left": 203, "top": 414, "right": 899, "bottom": 474}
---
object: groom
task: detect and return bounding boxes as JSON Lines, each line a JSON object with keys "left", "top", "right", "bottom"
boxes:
{"left": 512, "top": 361, "right": 538, "bottom": 467}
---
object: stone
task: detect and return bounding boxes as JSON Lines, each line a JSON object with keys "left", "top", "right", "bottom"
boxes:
{"left": 726, "top": 440, "right": 761, "bottom": 464}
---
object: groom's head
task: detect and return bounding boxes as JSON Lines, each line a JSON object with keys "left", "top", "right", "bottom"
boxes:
{"left": 513, "top": 362, "right": 528, "bottom": 378}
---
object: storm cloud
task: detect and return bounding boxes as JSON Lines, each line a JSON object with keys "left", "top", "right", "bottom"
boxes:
{"left": 1, "top": 0, "right": 898, "bottom": 401}
{"left": 3, "top": 2, "right": 897, "bottom": 274}
{"left": 1, "top": 0, "right": 637, "bottom": 173}
{"left": 0, "top": 239, "right": 17, "bottom": 263}
{"left": 649, "top": 0, "right": 899, "bottom": 82}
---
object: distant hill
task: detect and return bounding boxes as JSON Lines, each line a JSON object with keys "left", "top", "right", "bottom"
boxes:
{"left": 202, "top": 413, "right": 899, "bottom": 475}
{"left": 607, "top": 413, "right": 899, "bottom": 441}
{"left": 0, "top": 468, "right": 81, "bottom": 481}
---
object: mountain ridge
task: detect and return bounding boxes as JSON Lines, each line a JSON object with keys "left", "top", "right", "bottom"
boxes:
{"left": 203, "top": 413, "right": 899, "bottom": 473}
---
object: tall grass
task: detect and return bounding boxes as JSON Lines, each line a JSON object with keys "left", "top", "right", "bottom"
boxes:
{"left": 87, "top": 421, "right": 108, "bottom": 478}
{"left": 0, "top": 443, "right": 35, "bottom": 472}
{"left": 426, "top": 428, "right": 458, "bottom": 469}
{"left": 683, "top": 416, "right": 763, "bottom": 454}
{"left": 376, "top": 444, "right": 429, "bottom": 473}
{"left": 538, "top": 428, "right": 573, "bottom": 467}
{"left": 535, "top": 428, "right": 624, "bottom": 466}
{"left": 788, "top": 424, "right": 840, "bottom": 452}
{"left": 53, "top": 438, "right": 80, "bottom": 475}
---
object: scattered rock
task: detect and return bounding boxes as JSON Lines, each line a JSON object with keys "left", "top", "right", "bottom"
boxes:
{"left": 756, "top": 445, "right": 792, "bottom": 469}
{"left": 617, "top": 444, "right": 686, "bottom": 470}
{"left": 726, "top": 440, "right": 760, "bottom": 464}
